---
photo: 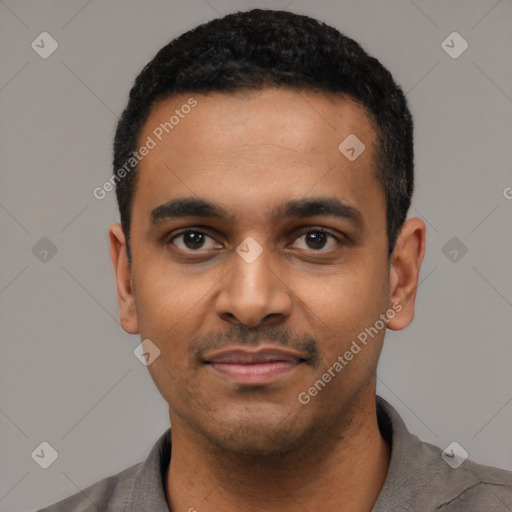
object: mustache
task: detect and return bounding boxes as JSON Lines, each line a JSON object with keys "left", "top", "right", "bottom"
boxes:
{"left": 190, "top": 324, "right": 320, "bottom": 364}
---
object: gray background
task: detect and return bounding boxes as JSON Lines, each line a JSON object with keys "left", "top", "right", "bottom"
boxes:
{"left": 1, "top": 0, "right": 511, "bottom": 510}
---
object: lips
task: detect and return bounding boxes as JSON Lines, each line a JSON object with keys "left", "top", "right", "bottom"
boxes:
{"left": 204, "top": 347, "right": 307, "bottom": 385}
{"left": 206, "top": 348, "right": 305, "bottom": 364}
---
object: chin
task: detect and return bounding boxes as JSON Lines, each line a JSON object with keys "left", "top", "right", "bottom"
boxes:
{"left": 198, "top": 406, "right": 315, "bottom": 457}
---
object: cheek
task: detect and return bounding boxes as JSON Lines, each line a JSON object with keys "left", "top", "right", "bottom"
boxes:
{"left": 130, "top": 254, "right": 228, "bottom": 382}
{"left": 296, "top": 259, "right": 388, "bottom": 355}
{"left": 133, "top": 267, "right": 209, "bottom": 409}
{"left": 132, "top": 252, "right": 220, "bottom": 338}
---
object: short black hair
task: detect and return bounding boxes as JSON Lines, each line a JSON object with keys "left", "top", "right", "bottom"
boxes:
{"left": 113, "top": 8, "right": 414, "bottom": 261}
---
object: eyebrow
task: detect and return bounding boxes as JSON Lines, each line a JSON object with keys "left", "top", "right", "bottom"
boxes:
{"left": 150, "top": 196, "right": 363, "bottom": 227}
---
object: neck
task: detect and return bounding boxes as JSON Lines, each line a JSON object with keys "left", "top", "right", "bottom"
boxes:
{"left": 166, "top": 391, "right": 390, "bottom": 512}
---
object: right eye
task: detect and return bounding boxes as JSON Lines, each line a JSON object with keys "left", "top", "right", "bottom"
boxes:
{"left": 168, "top": 229, "right": 222, "bottom": 252}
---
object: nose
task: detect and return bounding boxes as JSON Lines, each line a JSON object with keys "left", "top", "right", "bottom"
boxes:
{"left": 215, "top": 242, "right": 293, "bottom": 327}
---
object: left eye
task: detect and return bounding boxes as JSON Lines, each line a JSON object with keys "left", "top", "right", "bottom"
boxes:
{"left": 170, "top": 230, "right": 220, "bottom": 251}
{"left": 292, "top": 229, "right": 339, "bottom": 251}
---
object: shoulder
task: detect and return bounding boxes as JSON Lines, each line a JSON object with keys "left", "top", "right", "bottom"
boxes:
{"left": 375, "top": 396, "right": 512, "bottom": 511}
{"left": 36, "top": 427, "right": 173, "bottom": 512}
{"left": 36, "top": 462, "right": 142, "bottom": 512}
{"left": 399, "top": 437, "right": 511, "bottom": 510}
{"left": 428, "top": 447, "right": 512, "bottom": 511}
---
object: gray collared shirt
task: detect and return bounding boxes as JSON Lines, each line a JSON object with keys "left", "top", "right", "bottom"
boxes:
{"left": 37, "top": 396, "right": 512, "bottom": 511}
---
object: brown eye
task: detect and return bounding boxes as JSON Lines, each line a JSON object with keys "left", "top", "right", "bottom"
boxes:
{"left": 170, "top": 230, "right": 220, "bottom": 251}
{"left": 304, "top": 231, "right": 328, "bottom": 249}
{"left": 292, "top": 229, "right": 340, "bottom": 251}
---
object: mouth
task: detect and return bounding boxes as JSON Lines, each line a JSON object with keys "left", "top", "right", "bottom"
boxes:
{"left": 203, "top": 347, "right": 308, "bottom": 385}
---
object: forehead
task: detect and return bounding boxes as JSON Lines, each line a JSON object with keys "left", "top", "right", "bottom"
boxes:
{"left": 132, "top": 88, "right": 384, "bottom": 227}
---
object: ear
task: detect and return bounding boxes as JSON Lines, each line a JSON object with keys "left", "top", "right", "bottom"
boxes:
{"left": 109, "top": 223, "right": 139, "bottom": 334}
{"left": 386, "top": 217, "right": 426, "bottom": 331}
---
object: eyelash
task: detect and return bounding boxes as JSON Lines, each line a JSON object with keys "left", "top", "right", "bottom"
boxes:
{"left": 167, "top": 227, "right": 344, "bottom": 253}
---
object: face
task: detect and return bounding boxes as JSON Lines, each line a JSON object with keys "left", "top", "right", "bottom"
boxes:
{"left": 110, "top": 88, "right": 423, "bottom": 456}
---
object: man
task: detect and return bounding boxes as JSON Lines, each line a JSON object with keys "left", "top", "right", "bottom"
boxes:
{"left": 39, "top": 8, "right": 511, "bottom": 512}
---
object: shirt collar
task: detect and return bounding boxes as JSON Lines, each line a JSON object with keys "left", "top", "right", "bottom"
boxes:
{"left": 125, "top": 427, "right": 172, "bottom": 511}
{"left": 125, "top": 395, "right": 483, "bottom": 511}
{"left": 372, "top": 395, "right": 484, "bottom": 511}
